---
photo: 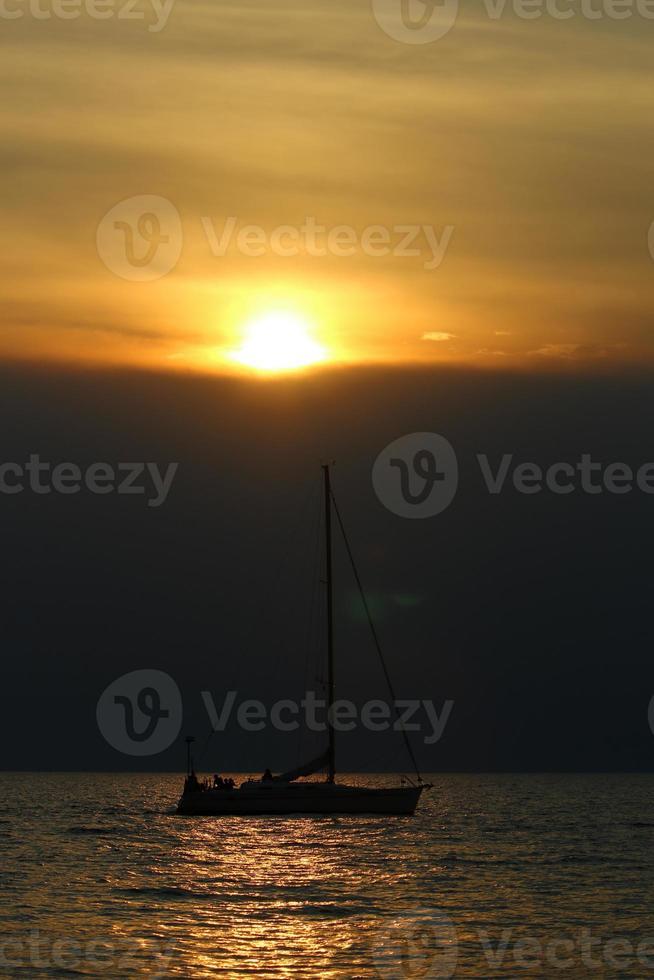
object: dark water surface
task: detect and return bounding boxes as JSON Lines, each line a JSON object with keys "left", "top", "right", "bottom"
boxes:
{"left": 1, "top": 773, "right": 653, "bottom": 977}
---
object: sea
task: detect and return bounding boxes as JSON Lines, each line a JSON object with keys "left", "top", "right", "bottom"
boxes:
{"left": 1, "top": 773, "right": 653, "bottom": 978}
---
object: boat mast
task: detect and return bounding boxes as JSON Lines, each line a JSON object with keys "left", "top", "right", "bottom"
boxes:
{"left": 185, "top": 735, "right": 195, "bottom": 776}
{"left": 322, "top": 463, "right": 335, "bottom": 783}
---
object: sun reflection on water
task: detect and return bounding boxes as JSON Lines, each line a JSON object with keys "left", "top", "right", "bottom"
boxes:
{"left": 2, "top": 773, "right": 654, "bottom": 978}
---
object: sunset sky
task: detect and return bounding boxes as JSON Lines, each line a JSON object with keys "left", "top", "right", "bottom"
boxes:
{"left": 3, "top": 1, "right": 654, "bottom": 773}
{"left": 2, "top": 0, "right": 653, "bottom": 373}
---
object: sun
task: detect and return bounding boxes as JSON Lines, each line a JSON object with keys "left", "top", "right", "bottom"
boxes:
{"left": 229, "top": 312, "right": 326, "bottom": 372}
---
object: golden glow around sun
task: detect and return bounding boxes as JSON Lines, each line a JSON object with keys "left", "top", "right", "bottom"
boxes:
{"left": 229, "top": 312, "right": 326, "bottom": 372}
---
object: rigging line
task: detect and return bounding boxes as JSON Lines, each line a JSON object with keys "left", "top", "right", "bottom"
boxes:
{"left": 196, "top": 727, "right": 217, "bottom": 769}
{"left": 329, "top": 486, "right": 423, "bottom": 783}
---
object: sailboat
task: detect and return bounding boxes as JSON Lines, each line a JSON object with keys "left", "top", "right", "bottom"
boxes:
{"left": 176, "top": 464, "right": 430, "bottom": 816}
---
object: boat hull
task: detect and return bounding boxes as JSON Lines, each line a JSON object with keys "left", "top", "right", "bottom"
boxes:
{"left": 176, "top": 783, "right": 425, "bottom": 816}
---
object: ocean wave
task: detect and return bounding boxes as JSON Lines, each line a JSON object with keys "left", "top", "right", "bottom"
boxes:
{"left": 66, "top": 825, "right": 123, "bottom": 836}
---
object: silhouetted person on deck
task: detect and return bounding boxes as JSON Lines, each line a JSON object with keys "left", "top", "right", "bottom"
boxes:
{"left": 262, "top": 768, "right": 273, "bottom": 782}
{"left": 186, "top": 770, "right": 200, "bottom": 792}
